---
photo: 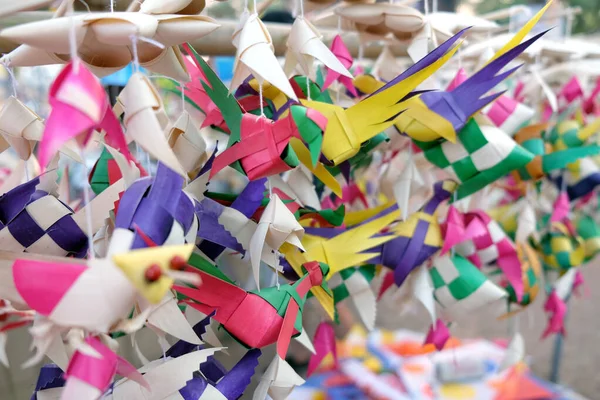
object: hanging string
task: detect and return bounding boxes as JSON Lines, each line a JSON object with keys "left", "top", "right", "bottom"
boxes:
{"left": 298, "top": 0, "right": 304, "bottom": 18}
{"left": 3, "top": 63, "right": 18, "bottom": 98}
{"left": 110, "top": 0, "right": 114, "bottom": 12}
{"left": 77, "top": 0, "right": 91, "bottom": 12}
{"left": 450, "top": 190, "right": 457, "bottom": 257}
{"left": 181, "top": 85, "right": 185, "bottom": 111}
{"left": 423, "top": 0, "right": 429, "bottom": 16}
{"left": 130, "top": 35, "right": 140, "bottom": 72}
{"left": 432, "top": 0, "right": 438, "bottom": 13}
{"left": 259, "top": 81, "right": 265, "bottom": 117}
{"left": 243, "top": 0, "right": 249, "bottom": 12}
{"left": 306, "top": 76, "right": 311, "bottom": 100}
{"left": 79, "top": 150, "right": 96, "bottom": 260}
{"left": 252, "top": 0, "right": 257, "bottom": 15}
{"left": 130, "top": 35, "right": 165, "bottom": 73}
{"left": 68, "top": 0, "right": 80, "bottom": 71}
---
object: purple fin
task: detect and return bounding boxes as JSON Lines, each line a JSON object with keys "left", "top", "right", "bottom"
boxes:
{"left": 451, "top": 30, "right": 548, "bottom": 117}
{"left": 369, "top": 28, "right": 469, "bottom": 97}
{"left": 216, "top": 349, "right": 262, "bottom": 400}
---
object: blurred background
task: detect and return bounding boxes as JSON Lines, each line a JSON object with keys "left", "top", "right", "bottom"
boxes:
{"left": 0, "top": 0, "right": 600, "bottom": 399}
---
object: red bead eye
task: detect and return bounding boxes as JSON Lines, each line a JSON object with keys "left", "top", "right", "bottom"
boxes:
{"left": 144, "top": 264, "right": 162, "bottom": 282}
{"left": 170, "top": 255, "right": 187, "bottom": 271}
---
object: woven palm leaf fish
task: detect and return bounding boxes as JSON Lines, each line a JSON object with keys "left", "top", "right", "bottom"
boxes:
{"left": 575, "top": 214, "right": 600, "bottom": 262}
{"left": 418, "top": 119, "right": 535, "bottom": 200}
{"left": 394, "top": 31, "right": 546, "bottom": 147}
{"left": 182, "top": 44, "right": 339, "bottom": 195}
{"left": 176, "top": 255, "right": 330, "bottom": 357}
{"left": 552, "top": 157, "right": 600, "bottom": 200}
{"left": 536, "top": 222, "right": 585, "bottom": 272}
{"left": 302, "top": 29, "right": 465, "bottom": 165}
{"left": 549, "top": 118, "right": 600, "bottom": 151}
{"left": 430, "top": 254, "right": 507, "bottom": 320}
{"left": 113, "top": 163, "right": 199, "bottom": 251}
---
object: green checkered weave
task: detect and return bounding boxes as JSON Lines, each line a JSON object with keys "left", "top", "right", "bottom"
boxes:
{"left": 418, "top": 119, "right": 535, "bottom": 200}
{"left": 429, "top": 254, "right": 507, "bottom": 318}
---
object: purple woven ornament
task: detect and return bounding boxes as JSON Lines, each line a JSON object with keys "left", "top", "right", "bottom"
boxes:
{"left": 114, "top": 162, "right": 199, "bottom": 250}
{"left": 0, "top": 172, "right": 95, "bottom": 257}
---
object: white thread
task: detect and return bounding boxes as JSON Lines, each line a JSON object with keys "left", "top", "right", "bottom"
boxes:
{"left": 432, "top": 0, "right": 438, "bottom": 13}
{"left": 450, "top": 190, "right": 457, "bottom": 257}
{"left": 110, "top": 0, "right": 114, "bottom": 12}
{"left": 2, "top": 63, "right": 18, "bottom": 98}
{"left": 130, "top": 35, "right": 166, "bottom": 73}
{"left": 244, "top": 0, "right": 248, "bottom": 11}
{"left": 423, "top": 0, "right": 429, "bottom": 16}
{"left": 181, "top": 85, "right": 185, "bottom": 111}
{"left": 299, "top": 0, "right": 304, "bottom": 18}
{"left": 77, "top": 0, "right": 91, "bottom": 12}
{"left": 79, "top": 152, "right": 96, "bottom": 260}
{"left": 137, "top": 35, "right": 166, "bottom": 49}
{"left": 306, "top": 75, "right": 311, "bottom": 100}
{"left": 259, "top": 81, "right": 265, "bottom": 117}
{"left": 68, "top": 1, "right": 80, "bottom": 71}
{"left": 131, "top": 35, "right": 140, "bottom": 72}
{"left": 252, "top": 0, "right": 257, "bottom": 14}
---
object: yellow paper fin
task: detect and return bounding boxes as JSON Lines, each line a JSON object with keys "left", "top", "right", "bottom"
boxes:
{"left": 487, "top": 1, "right": 552, "bottom": 64}
{"left": 290, "top": 138, "right": 342, "bottom": 197}
{"left": 345, "top": 202, "right": 396, "bottom": 227}
{"left": 347, "top": 42, "right": 462, "bottom": 131}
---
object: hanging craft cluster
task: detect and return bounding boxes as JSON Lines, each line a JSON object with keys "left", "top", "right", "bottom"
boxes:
{"left": 0, "top": 0, "right": 599, "bottom": 399}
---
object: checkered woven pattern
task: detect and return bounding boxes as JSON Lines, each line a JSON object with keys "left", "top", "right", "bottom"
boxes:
{"left": 556, "top": 157, "right": 600, "bottom": 200}
{"left": 330, "top": 265, "right": 376, "bottom": 304}
{"left": 429, "top": 254, "right": 507, "bottom": 318}
{"left": 481, "top": 94, "right": 534, "bottom": 137}
{"left": 421, "top": 119, "right": 534, "bottom": 200}
{"left": 329, "top": 265, "right": 377, "bottom": 329}
{"left": 455, "top": 210, "right": 518, "bottom": 268}
{"left": 537, "top": 223, "right": 585, "bottom": 271}
{"left": 0, "top": 178, "right": 88, "bottom": 257}
{"left": 549, "top": 120, "right": 586, "bottom": 150}
{"left": 576, "top": 215, "right": 600, "bottom": 262}
{"left": 114, "top": 163, "right": 199, "bottom": 250}
{"left": 504, "top": 264, "right": 539, "bottom": 306}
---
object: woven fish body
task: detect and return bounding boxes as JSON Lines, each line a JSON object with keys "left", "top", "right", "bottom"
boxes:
{"left": 429, "top": 254, "right": 507, "bottom": 320}
{"left": 113, "top": 163, "right": 199, "bottom": 250}
{"left": 536, "top": 223, "right": 585, "bottom": 272}
{"left": 0, "top": 175, "right": 88, "bottom": 257}
{"left": 418, "top": 119, "right": 534, "bottom": 200}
